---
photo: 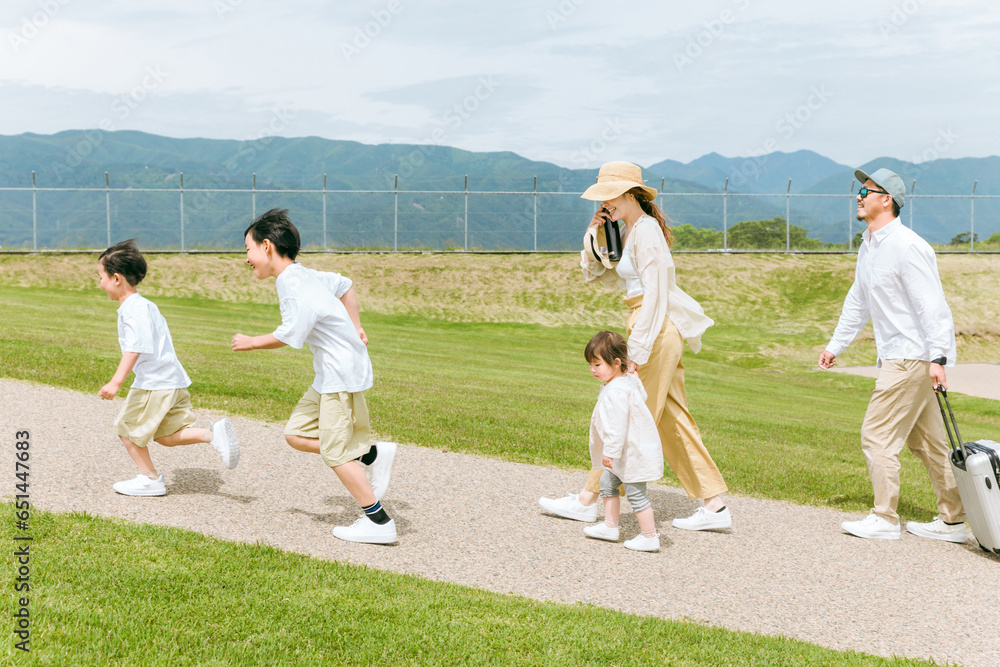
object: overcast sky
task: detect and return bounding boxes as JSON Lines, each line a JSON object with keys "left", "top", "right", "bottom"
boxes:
{"left": 2, "top": 0, "right": 999, "bottom": 170}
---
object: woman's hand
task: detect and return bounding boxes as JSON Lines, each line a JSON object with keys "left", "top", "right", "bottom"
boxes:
{"left": 588, "top": 208, "right": 610, "bottom": 229}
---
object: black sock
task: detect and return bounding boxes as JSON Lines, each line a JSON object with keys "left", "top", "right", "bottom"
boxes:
{"left": 362, "top": 500, "right": 390, "bottom": 525}
{"left": 944, "top": 520, "right": 963, "bottom": 525}
{"left": 355, "top": 445, "right": 378, "bottom": 466}
{"left": 715, "top": 506, "right": 727, "bottom": 513}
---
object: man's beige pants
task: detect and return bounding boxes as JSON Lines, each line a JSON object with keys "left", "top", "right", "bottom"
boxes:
{"left": 861, "top": 359, "right": 965, "bottom": 525}
{"left": 585, "top": 296, "right": 728, "bottom": 501}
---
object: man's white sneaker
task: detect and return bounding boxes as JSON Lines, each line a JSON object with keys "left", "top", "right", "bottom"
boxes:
{"left": 583, "top": 522, "right": 620, "bottom": 541}
{"left": 210, "top": 419, "right": 240, "bottom": 469}
{"left": 539, "top": 493, "right": 598, "bottom": 522}
{"left": 113, "top": 474, "right": 166, "bottom": 497}
{"left": 624, "top": 534, "right": 661, "bottom": 552}
{"left": 842, "top": 513, "right": 900, "bottom": 540}
{"left": 672, "top": 506, "right": 731, "bottom": 531}
{"left": 333, "top": 515, "right": 397, "bottom": 544}
{"left": 906, "top": 517, "right": 968, "bottom": 543}
{"left": 364, "top": 441, "right": 397, "bottom": 501}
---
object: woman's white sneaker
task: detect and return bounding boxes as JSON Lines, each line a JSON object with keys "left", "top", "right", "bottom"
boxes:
{"left": 539, "top": 493, "right": 599, "bottom": 522}
{"left": 672, "top": 506, "right": 731, "bottom": 531}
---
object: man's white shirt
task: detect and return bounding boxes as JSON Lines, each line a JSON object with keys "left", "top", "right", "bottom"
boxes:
{"left": 826, "top": 218, "right": 956, "bottom": 367}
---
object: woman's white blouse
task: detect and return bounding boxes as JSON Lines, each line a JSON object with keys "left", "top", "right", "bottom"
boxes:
{"left": 580, "top": 214, "right": 714, "bottom": 364}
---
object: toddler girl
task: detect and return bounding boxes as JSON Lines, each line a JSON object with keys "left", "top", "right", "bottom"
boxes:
{"left": 583, "top": 331, "right": 664, "bottom": 551}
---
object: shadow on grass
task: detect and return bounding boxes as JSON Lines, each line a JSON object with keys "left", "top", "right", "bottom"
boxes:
{"left": 169, "top": 467, "right": 257, "bottom": 504}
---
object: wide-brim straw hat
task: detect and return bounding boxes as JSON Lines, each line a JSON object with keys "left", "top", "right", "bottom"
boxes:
{"left": 583, "top": 223, "right": 618, "bottom": 269}
{"left": 581, "top": 161, "right": 658, "bottom": 201}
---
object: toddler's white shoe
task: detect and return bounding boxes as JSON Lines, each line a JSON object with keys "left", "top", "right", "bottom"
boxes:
{"left": 624, "top": 534, "right": 660, "bottom": 552}
{"left": 583, "top": 522, "right": 620, "bottom": 541}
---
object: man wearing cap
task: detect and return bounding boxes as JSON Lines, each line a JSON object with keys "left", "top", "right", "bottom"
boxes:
{"left": 819, "top": 167, "right": 966, "bottom": 542}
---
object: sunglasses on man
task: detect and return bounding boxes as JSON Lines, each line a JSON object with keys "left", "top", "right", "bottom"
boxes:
{"left": 857, "top": 187, "right": 890, "bottom": 198}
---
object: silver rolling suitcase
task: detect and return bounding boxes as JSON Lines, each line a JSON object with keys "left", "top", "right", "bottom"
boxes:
{"left": 937, "top": 388, "right": 1000, "bottom": 553}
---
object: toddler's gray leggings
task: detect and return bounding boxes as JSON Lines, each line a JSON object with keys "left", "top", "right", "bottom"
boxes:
{"left": 599, "top": 469, "right": 651, "bottom": 513}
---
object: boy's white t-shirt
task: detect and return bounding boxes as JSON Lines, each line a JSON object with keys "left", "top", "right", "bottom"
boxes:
{"left": 273, "top": 263, "right": 374, "bottom": 394}
{"left": 117, "top": 293, "right": 192, "bottom": 390}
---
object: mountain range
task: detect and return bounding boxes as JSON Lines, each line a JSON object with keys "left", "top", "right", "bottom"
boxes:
{"left": 0, "top": 130, "right": 995, "bottom": 249}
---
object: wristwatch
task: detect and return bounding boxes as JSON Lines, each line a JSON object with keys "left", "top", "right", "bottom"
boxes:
{"left": 931, "top": 356, "right": 947, "bottom": 366}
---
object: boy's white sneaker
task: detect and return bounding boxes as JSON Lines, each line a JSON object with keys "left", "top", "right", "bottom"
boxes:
{"left": 539, "top": 493, "right": 599, "bottom": 522}
{"left": 841, "top": 513, "right": 900, "bottom": 540}
{"left": 210, "top": 418, "right": 239, "bottom": 469}
{"left": 672, "top": 506, "right": 732, "bottom": 531}
{"left": 364, "top": 441, "right": 397, "bottom": 501}
{"left": 624, "top": 534, "right": 661, "bottom": 552}
{"left": 583, "top": 522, "right": 620, "bottom": 541}
{"left": 333, "top": 515, "right": 397, "bottom": 544}
{"left": 113, "top": 474, "right": 166, "bottom": 497}
{"left": 906, "top": 517, "right": 969, "bottom": 543}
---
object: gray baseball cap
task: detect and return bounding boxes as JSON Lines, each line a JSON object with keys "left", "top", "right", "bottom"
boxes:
{"left": 854, "top": 167, "right": 905, "bottom": 209}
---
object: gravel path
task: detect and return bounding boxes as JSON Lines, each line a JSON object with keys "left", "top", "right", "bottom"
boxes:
{"left": 3, "top": 378, "right": 999, "bottom": 666}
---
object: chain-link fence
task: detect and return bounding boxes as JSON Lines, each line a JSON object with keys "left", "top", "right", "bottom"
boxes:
{"left": 2, "top": 173, "right": 998, "bottom": 253}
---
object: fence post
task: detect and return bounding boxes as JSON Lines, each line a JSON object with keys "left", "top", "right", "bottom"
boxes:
{"left": 970, "top": 180, "right": 977, "bottom": 251}
{"left": 909, "top": 180, "right": 916, "bottom": 229}
{"left": 393, "top": 174, "right": 398, "bottom": 252}
{"left": 322, "top": 173, "right": 327, "bottom": 251}
{"left": 105, "top": 171, "right": 112, "bottom": 247}
{"left": 464, "top": 174, "right": 469, "bottom": 251}
{"left": 533, "top": 175, "right": 537, "bottom": 252}
{"left": 31, "top": 171, "right": 37, "bottom": 252}
{"left": 848, "top": 179, "right": 855, "bottom": 251}
{"left": 785, "top": 179, "right": 791, "bottom": 252}
{"left": 722, "top": 177, "right": 728, "bottom": 251}
{"left": 252, "top": 173, "right": 257, "bottom": 220}
{"left": 179, "top": 172, "right": 185, "bottom": 252}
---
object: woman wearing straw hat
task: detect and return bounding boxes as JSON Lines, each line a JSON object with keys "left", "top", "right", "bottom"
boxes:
{"left": 539, "top": 161, "right": 732, "bottom": 532}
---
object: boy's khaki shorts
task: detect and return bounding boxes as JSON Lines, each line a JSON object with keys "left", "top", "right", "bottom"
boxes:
{"left": 114, "top": 387, "right": 197, "bottom": 448}
{"left": 284, "top": 387, "right": 371, "bottom": 468}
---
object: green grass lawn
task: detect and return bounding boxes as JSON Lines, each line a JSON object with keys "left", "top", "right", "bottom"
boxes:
{"left": 1, "top": 507, "right": 940, "bottom": 667}
{"left": 2, "top": 253, "right": 994, "bottom": 666}
{"left": 2, "top": 284, "right": 997, "bottom": 520}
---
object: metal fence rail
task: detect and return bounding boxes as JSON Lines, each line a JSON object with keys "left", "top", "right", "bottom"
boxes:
{"left": 1, "top": 172, "right": 998, "bottom": 253}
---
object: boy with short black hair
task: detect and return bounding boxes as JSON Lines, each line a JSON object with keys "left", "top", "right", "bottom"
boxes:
{"left": 232, "top": 209, "right": 397, "bottom": 544}
{"left": 98, "top": 239, "right": 239, "bottom": 496}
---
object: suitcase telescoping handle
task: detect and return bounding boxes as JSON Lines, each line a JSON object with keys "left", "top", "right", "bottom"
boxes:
{"left": 935, "top": 386, "right": 969, "bottom": 465}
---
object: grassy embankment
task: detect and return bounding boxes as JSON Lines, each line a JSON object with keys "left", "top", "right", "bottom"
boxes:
{"left": 3, "top": 252, "right": 996, "bottom": 665}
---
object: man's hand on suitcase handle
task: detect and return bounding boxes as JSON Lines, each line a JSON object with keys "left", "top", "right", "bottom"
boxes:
{"left": 930, "top": 362, "right": 948, "bottom": 391}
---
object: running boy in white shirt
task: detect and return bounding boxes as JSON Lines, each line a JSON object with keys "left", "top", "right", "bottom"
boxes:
{"left": 98, "top": 239, "right": 239, "bottom": 496}
{"left": 582, "top": 331, "right": 664, "bottom": 552}
{"left": 231, "top": 208, "right": 397, "bottom": 545}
